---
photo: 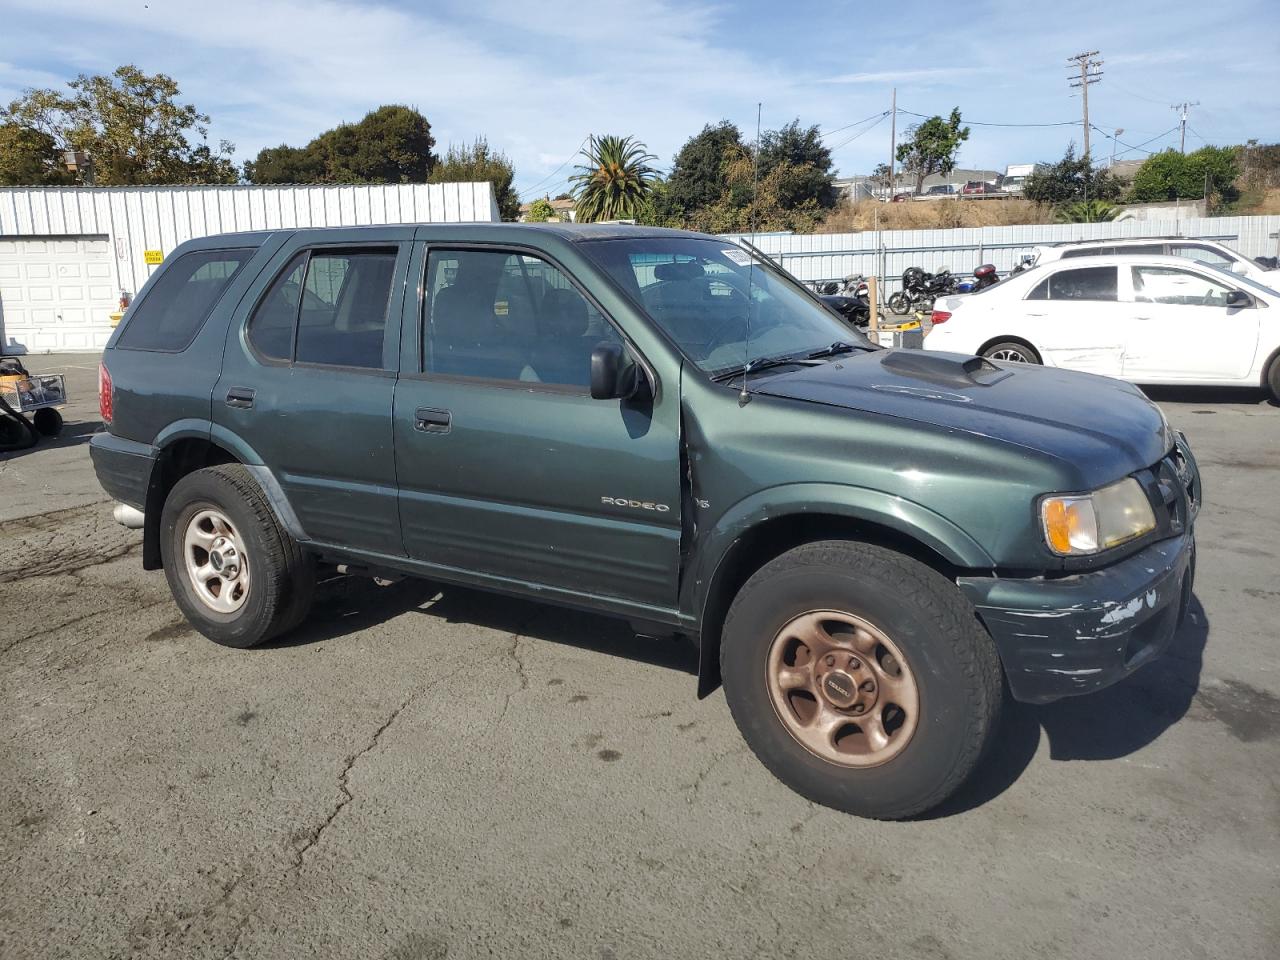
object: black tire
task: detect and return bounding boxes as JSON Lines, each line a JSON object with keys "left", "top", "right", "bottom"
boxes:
{"left": 32, "top": 407, "right": 62, "bottom": 436}
{"left": 720, "top": 541, "right": 1003, "bottom": 820}
{"left": 887, "top": 292, "right": 909, "bottom": 315}
{"left": 1266, "top": 355, "right": 1280, "bottom": 404}
{"left": 981, "top": 340, "right": 1041, "bottom": 365}
{"left": 160, "top": 464, "right": 315, "bottom": 648}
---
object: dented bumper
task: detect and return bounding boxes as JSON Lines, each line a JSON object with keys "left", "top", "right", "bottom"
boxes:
{"left": 959, "top": 533, "right": 1195, "bottom": 704}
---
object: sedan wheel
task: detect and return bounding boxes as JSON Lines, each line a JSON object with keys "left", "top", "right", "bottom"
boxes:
{"left": 982, "top": 341, "right": 1041, "bottom": 365}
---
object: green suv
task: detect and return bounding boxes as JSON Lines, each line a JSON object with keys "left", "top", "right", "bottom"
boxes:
{"left": 90, "top": 224, "right": 1200, "bottom": 819}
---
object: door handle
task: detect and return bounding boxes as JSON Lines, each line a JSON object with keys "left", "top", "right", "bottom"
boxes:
{"left": 225, "top": 387, "right": 255, "bottom": 409}
{"left": 414, "top": 407, "right": 451, "bottom": 434}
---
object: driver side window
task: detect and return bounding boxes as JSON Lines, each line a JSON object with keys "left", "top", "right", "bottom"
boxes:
{"left": 1131, "top": 266, "right": 1236, "bottom": 307}
{"left": 423, "top": 248, "right": 621, "bottom": 390}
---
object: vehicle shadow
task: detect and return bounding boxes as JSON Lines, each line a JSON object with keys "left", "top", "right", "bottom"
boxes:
{"left": 263, "top": 573, "right": 698, "bottom": 675}
{"left": 1141, "top": 385, "right": 1273, "bottom": 407}
{"left": 0, "top": 417, "right": 99, "bottom": 460}
{"left": 931, "top": 594, "right": 1209, "bottom": 818}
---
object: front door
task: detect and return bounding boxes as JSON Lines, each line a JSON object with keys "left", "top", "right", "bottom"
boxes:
{"left": 1021, "top": 264, "right": 1127, "bottom": 376}
{"left": 214, "top": 230, "right": 413, "bottom": 553}
{"left": 392, "top": 243, "right": 682, "bottom": 612}
{"left": 1121, "top": 263, "right": 1261, "bottom": 381}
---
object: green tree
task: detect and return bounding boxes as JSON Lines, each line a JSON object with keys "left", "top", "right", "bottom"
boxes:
{"left": 1129, "top": 146, "right": 1240, "bottom": 204}
{"left": 246, "top": 105, "right": 435, "bottom": 185}
{"left": 1023, "top": 145, "right": 1121, "bottom": 204}
{"left": 1, "top": 65, "right": 236, "bottom": 184}
{"left": 1054, "top": 199, "right": 1121, "bottom": 223}
{"left": 895, "top": 108, "right": 969, "bottom": 195}
{"left": 0, "top": 122, "right": 74, "bottom": 185}
{"left": 662, "top": 121, "right": 745, "bottom": 221}
{"left": 569, "top": 134, "right": 658, "bottom": 222}
{"left": 758, "top": 119, "right": 837, "bottom": 210}
{"left": 524, "top": 196, "right": 555, "bottom": 222}
{"left": 428, "top": 138, "right": 518, "bottom": 220}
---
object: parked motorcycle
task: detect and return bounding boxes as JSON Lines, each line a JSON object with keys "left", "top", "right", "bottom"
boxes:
{"left": 954, "top": 263, "right": 1000, "bottom": 294}
{"left": 818, "top": 273, "right": 873, "bottom": 327}
{"left": 888, "top": 267, "right": 959, "bottom": 315}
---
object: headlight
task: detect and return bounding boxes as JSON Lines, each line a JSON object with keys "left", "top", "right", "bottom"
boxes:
{"left": 1041, "top": 478, "right": 1156, "bottom": 556}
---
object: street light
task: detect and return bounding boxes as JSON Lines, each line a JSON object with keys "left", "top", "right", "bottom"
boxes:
{"left": 1110, "top": 129, "right": 1124, "bottom": 169}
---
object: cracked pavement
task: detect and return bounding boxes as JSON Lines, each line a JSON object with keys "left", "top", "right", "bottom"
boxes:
{"left": 2, "top": 356, "right": 1279, "bottom": 959}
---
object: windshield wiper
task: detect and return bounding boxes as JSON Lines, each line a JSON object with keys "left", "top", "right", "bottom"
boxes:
{"left": 807, "top": 341, "right": 869, "bottom": 359}
{"left": 710, "top": 353, "right": 820, "bottom": 382}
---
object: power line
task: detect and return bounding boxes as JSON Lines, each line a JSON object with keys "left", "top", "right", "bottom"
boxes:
{"left": 827, "top": 112, "right": 890, "bottom": 152}
{"left": 897, "top": 108, "right": 1077, "bottom": 128}
{"left": 1090, "top": 124, "right": 1180, "bottom": 158}
{"left": 517, "top": 135, "right": 588, "bottom": 200}
{"left": 819, "top": 110, "right": 891, "bottom": 139}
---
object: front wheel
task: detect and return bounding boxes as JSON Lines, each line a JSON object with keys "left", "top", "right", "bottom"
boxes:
{"left": 1266, "top": 355, "right": 1280, "bottom": 403}
{"left": 720, "top": 542, "right": 1003, "bottom": 819}
{"left": 887, "top": 292, "right": 910, "bottom": 315}
{"left": 160, "top": 464, "right": 315, "bottom": 648}
{"left": 982, "top": 340, "right": 1041, "bottom": 364}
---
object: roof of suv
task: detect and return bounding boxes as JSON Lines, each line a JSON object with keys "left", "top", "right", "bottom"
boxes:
{"left": 1046, "top": 236, "right": 1188, "bottom": 248}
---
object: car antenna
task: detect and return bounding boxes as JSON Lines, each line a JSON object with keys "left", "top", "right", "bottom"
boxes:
{"left": 739, "top": 101, "right": 763, "bottom": 408}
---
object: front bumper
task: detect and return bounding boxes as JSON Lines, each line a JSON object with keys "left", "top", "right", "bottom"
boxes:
{"left": 959, "top": 531, "right": 1195, "bottom": 704}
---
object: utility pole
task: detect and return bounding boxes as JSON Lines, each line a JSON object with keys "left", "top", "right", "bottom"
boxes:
{"left": 888, "top": 87, "right": 897, "bottom": 200}
{"left": 1172, "top": 101, "right": 1199, "bottom": 154}
{"left": 1067, "top": 51, "right": 1103, "bottom": 158}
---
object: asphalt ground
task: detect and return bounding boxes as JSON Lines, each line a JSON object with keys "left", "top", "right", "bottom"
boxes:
{"left": 2, "top": 353, "right": 1278, "bottom": 960}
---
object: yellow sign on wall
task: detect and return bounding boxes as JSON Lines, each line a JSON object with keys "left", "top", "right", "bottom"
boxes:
{"left": 144, "top": 249, "right": 164, "bottom": 265}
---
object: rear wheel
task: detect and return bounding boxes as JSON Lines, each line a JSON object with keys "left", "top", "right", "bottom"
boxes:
{"left": 982, "top": 340, "right": 1041, "bottom": 365}
{"left": 160, "top": 464, "right": 314, "bottom": 648}
{"left": 720, "top": 541, "right": 1003, "bottom": 819}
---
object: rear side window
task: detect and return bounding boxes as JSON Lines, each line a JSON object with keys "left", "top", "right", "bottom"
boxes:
{"left": 1169, "top": 243, "right": 1235, "bottom": 269}
{"left": 248, "top": 248, "right": 397, "bottom": 369}
{"left": 117, "top": 248, "right": 254, "bottom": 351}
{"left": 1028, "top": 266, "right": 1117, "bottom": 302}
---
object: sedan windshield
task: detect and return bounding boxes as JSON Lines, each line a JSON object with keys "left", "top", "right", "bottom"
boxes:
{"left": 581, "top": 237, "right": 869, "bottom": 376}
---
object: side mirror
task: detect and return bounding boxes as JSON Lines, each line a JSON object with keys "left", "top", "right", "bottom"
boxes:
{"left": 590, "top": 342, "right": 649, "bottom": 400}
{"left": 1225, "top": 290, "right": 1253, "bottom": 308}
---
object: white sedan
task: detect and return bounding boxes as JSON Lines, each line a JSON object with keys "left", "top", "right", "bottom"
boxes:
{"left": 924, "top": 254, "right": 1280, "bottom": 400}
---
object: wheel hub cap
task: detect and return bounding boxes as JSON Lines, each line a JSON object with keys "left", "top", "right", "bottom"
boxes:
{"left": 766, "top": 610, "right": 920, "bottom": 768}
{"left": 183, "top": 509, "right": 250, "bottom": 614}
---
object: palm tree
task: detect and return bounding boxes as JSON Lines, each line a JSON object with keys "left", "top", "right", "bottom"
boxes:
{"left": 569, "top": 134, "right": 657, "bottom": 223}
{"left": 1054, "top": 199, "right": 1121, "bottom": 223}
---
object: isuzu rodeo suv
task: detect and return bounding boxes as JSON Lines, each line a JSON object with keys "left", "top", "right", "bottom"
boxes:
{"left": 90, "top": 224, "right": 1200, "bottom": 819}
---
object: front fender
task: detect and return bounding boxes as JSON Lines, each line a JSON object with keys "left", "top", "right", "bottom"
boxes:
{"left": 682, "top": 483, "right": 994, "bottom": 697}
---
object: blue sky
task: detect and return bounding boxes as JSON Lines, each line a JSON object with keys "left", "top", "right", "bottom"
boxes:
{"left": 2, "top": 0, "right": 1276, "bottom": 198}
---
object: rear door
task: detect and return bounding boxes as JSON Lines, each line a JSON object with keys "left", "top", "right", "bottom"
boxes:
{"left": 392, "top": 240, "right": 682, "bottom": 611}
{"left": 1021, "top": 264, "right": 1126, "bottom": 376}
{"left": 215, "top": 229, "right": 412, "bottom": 553}
{"left": 1121, "top": 263, "right": 1260, "bottom": 381}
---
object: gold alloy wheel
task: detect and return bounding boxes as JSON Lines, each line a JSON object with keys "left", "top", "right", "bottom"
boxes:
{"left": 766, "top": 610, "right": 920, "bottom": 767}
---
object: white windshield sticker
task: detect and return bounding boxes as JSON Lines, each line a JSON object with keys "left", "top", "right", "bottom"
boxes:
{"left": 721, "top": 248, "right": 755, "bottom": 266}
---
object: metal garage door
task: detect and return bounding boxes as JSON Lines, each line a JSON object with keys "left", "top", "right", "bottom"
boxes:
{"left": 0, "top": 236, "right": 117, "bottom": 353}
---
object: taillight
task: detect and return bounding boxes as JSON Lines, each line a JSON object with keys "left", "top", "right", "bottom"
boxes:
{"left": 98, "top": 361, "right": 113, "bottom": 424}
{"left": 931, "top": 310, "right": 952, "bottom": 324}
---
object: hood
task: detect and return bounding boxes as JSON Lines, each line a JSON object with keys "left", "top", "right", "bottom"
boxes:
{"left": 752, "top": 349, "right": 1170, "bottom": 483}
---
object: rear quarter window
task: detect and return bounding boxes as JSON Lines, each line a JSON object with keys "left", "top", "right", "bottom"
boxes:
{"left": 117, "top": 248, "right": 255, "bottom": 352}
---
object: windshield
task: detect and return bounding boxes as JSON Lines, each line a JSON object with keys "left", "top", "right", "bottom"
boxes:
{"left": 1205, "top": 262, "right": 1280, "bottom": 298}
{"left": 581, "top": 237, "right": 869, "bottom": 376}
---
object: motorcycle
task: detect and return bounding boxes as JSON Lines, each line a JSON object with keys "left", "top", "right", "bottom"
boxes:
{"left": 818, "top": 273, "right": 872, "bottom": 327}
{"left": 954, "top": 263, "right": 1000, "bottom": 294}
{"left": 888, "top": 267, "right": 959, "bottom": 315}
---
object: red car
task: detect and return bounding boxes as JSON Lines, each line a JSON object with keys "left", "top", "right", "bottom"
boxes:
{"left": 962, "top": 181, "right": 998, "bottom": 196}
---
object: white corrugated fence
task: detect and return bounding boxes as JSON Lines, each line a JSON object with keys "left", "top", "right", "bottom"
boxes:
{"left": 0, "top": 182, "right": 499, "bottom": 352}
{"left": 726, "top": 215, "right": 1280, "bottom": 291}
